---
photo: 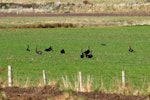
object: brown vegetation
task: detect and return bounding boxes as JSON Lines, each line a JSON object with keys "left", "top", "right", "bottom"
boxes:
{"left": 0, "top": 68, "right": 5, "bottom": 74}
{"left": 0, "top": 1, "right": 150, "bottom": 14}
{"left": 0, "top": 68, "right": 5, "bottom": 88}
{"left": 0, "top": 23, "right": 76, "bottom": 29}
{"left": 0, "top": 85, "right": 149, "bottom": 100}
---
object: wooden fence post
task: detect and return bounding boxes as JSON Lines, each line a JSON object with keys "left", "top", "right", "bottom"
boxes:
{"left": 79, "top": 72, "right": 83, "bottom": 92}
{"left": 8, "top": 65, "right": 13, "bottom": 87}
{"left": 122, "top": 70, "right": 126, "bottom": 88}
{"left": 43, "top": 70, "right": 47, "bottom": 85}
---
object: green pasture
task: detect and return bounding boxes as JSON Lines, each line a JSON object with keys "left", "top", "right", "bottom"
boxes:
{"left": 0, "top": 26, "right": 150, "bottom": 90}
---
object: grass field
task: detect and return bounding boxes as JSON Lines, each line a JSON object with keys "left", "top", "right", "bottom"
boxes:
{"left": 0, "top": 26, "right": 150, "bottom": 92}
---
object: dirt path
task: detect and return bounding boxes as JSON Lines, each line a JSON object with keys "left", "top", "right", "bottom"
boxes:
{"left": 0, "top": 12, "right": 150, "bottom": 17}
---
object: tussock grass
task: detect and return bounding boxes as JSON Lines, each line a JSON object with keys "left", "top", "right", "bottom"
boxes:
{"left": 1, "top": 75, "right": 149, "bottom": 95}
{"left": 0, "top": 16, "right": 150, "bottom": 27}
{"left": 61, "top": 75, "right": 150, "bottom": 95}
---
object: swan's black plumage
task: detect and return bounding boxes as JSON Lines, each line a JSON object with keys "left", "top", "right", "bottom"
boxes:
{"left": 60, "top": 49, "right": 65, "bottom": 54}
{"left": 36, "top": 46, "right": 42, "bottom": 55}
{"left": 26, "top": 45, "right": 30, "bottom": 51}
{"left": 129, "top": 46, "right": 134, "bottom": 53}
{"left": 45, "top": 46, "right": 53, "bottom": 52}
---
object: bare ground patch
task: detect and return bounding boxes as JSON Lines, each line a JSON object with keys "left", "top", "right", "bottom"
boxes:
{"left": 0, "top": 85, "right": 149, "bottom": 100}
